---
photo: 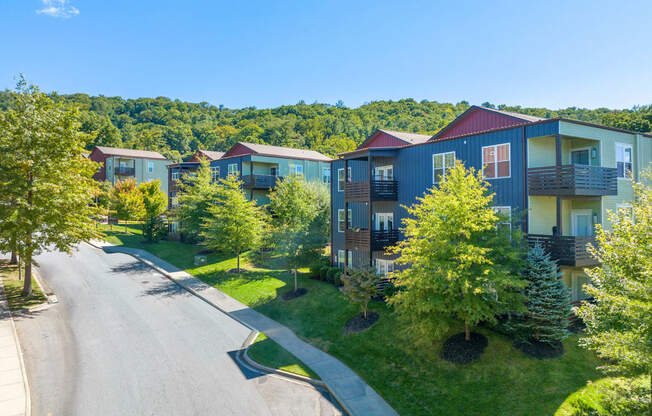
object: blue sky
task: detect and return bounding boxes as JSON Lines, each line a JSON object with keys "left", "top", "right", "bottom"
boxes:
{"left": 2, "top": 0, "right": 651, "bottom": 109}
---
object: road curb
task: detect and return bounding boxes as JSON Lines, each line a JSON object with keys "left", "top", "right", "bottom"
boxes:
{"left": 86, "top": 240, "right": 394, "bottom": 416}
{"left": 0, "top": 277, "right": 31, "bottom": 416}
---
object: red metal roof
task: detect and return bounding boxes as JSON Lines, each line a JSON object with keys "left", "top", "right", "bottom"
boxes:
{"left": 359, "top": 129, "right": 431, "bottom": 149}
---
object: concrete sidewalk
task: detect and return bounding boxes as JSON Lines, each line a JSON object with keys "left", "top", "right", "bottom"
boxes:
{"left": 0, "top": 279, "right": 30, "bottom": 416}
{"left": 92, "top": 241, "right": 397, "bottom": 416}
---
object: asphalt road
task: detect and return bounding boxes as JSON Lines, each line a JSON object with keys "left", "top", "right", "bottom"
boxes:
{"left": 13, "top": 243, "right": 340, "bottom": 416}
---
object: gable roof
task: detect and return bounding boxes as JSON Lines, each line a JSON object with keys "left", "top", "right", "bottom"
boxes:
{"left": 192, "top": 149, "right": 225, "bottom": 161}
{"left": 358, "top": 129, "right": 431, "bottom": 149}
{"left": 221, "top": 142, "right": 332, "bottom": 162}
{"left": 93, "top": 146, "right": 168, "bottom": 160}
{"left": 430, "top": 106, "right": 546, "bottom": 142}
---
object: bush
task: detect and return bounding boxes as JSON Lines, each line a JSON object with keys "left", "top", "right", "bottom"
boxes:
{"left": 382, "top": 281, "right": 398, "bottom": 298}
{"left": 310, "top": 263, "right": 324, "bottom": 279}
{"left": 319, "top": 265, "right": 329, "bottom": 281}
{"left": 568, "top": 376, "right": 650, "bottom": 416}
{"left": 327, "top": 267, "right": 340, "bottom": 285}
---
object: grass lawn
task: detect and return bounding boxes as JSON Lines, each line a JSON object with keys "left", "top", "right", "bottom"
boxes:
{"left": 0, "top": 260, "right": 47, "bottom": 311}
{"left": 100, "top": 224, "right": 603, "bottom": 416}
{"left": 247, "top": 332, "right": 320, "bottom": 379}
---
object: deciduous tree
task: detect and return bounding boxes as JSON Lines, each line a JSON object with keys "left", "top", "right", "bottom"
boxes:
{"left": 388, "top": 163, "right": 526, "bottom": 342}
{"left": 111, "top": 178, "right": 144, "bottom": 233}
{"left": 341, "top": 267, "right": 380, "bottom": 319}
{"left": 0, "top": 77, "right": 101, "bottom": 296}
{"left": 138, "top": 180, "right": 167, "bottom": 242}
{"left": 174, "top": 160, "right": 217, "bottom": 243}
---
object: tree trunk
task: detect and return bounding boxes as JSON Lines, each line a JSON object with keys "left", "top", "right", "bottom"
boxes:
{"left": 125, "top": 223, "right": 128, "bottom": 234}
{"left": 237, "top": 253, "right": 240, "bottom": 273}
{"left": 363, "top": 306, "right": 367, "bottom": 319}
{"left": 22, "top": 253, "right": 32, "bottom": 297}
{"left": 293, "top": 269, "right": 298, "bottom": 292}
{"left": 465, "top": 321, "right": 470, "bottom": 341}
{"left": 18, "top": 259, "right": 22, "bottom": 281}
{"left": 10, "top": 251, "right": 17, "bottom": 264}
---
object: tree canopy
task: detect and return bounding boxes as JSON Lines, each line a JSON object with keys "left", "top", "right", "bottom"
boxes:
{"left": 2, "top": 91, "right": 647, "bottom": 160}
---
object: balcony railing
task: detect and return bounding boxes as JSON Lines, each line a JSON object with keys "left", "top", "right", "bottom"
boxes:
{"left": 528, "top": 165, "right": 617, "bottom": 196}
{"left": 345, "top": 229, "right": 399, "bottom": 251}
{"left": 344, "top": 180, "right": 398, "bottom": 201}
{"left": 114, "top": 167, "right": 135, "bottom": 176}
{"left": 527, "top": 234, "right": 599, "bottom": 267}
{"left": 242, "top": 174, "right": 282, "bottom": 189}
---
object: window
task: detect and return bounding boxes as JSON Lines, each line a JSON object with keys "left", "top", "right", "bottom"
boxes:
{"left": 616, "top": 143, "right": 633, "bottom": 178}
{"left": 348, "top": 251, "right": 353, "bottom": 269}
{"left": 376, "top": 259, "right": 394, "bottom": 276}
{"left": 338, "top": 209, "right": 352, "bottom": 232}
{"left": 170, "top": 221, "right": 179, "bottom": 233}
{"left": 290, "top": 164, "right": 304, "bottom": 176}
{"left": 337, "top": 250, "right": 345, "bottom": 269}
{"left": 493, "top": 206, "right": 512, "bottom": 233}
{"left": 432, "top": 152, "right": 455, "bottom": 185}
{"left": 617, "top": 203, "right": 634, "bottom": 222}
{"left": 482, "top": 143, "right": 510, "bottom": 179}
{"left": 210, "top": 166, "right": 220, "bottom": 182}
{"left": 228, "top": 163, "right": 239, "bottom": 176}
{"left": 374, "top": 165, "right": 393, "bottom": 181}
{"left": 171, "top": 197, "right": 179, "bottom": 208}
{"left": 148, "top": 161, "right": 153, "bottom": 173}
{"left": 171, "top": 171, "right": 179, "bottom": 181}
{"left": 322, "top": 167, "right": 331, "bottom": 184}
{"left": 338, "top": 167, "right": 352, "bottom": 192}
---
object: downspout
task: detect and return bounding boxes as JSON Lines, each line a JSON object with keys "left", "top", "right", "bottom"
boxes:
{"left": 522, "top": 127, "right": 528, "bottom": 233}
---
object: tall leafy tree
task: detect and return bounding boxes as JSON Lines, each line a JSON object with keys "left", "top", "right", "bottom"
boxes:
{"left": 138, "top": 180, "right": 167, "bottom": 242}
{"left": 200, "top": 176, "right": 265, "bottom": 272}
{"left": 389, "top": 163, "right": 526, "bottom": 342}
{"left": 174, "top": 160, "right": 217, "bottom": 242}
{"left": 268, "top": 176, "right": 330, "bottom": 291}
{"left": 111, "top": 178, "right": 145, "bottom": 233}
{"left": 515, "top": 244, "right": 571, "bottom": 345}
{"left": 575, "top": 171, "right": 652, "bottom": 376}
{"left": 0, "top": 78, "right": 101, "bottom": 296}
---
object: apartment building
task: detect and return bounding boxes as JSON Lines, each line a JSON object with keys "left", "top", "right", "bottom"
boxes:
{"left": 89, "top": 146, "right": 173, "bottom": 194}
{"left": 330, "top": 106, "right": 652, "bottom": 301}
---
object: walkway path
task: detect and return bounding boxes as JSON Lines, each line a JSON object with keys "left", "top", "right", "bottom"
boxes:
{"left": 0, "top": 278, "right": 29, "bottom": 416}
{"left": 94, "top": 241, "right": 398, "bottom": 416}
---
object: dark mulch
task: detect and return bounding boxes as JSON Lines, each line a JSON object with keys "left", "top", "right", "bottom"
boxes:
{"left": 281, "top": 288, "right": 308, "bottom": 301}
{"left": 440, "top": 332, "right": 488, "bottom": 364}
{"left": 226, "top": 268, "right": 251, "bottom": 274}
{"left": 344, "top": 312, "right": 379, "bottom": 334}
{"left": 514, "top": 339, "right": 564, "bottom": 359}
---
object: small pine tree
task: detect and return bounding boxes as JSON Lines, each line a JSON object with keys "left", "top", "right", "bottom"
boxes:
{"left": 516, "top": 244, "right": 571, "bottom": 345}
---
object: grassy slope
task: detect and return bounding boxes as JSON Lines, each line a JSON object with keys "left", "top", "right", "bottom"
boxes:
{"left": 101, "top": 225, "right": 602, "bottom": 416}
{"left": 0, "top": 260, "right": 47, "bottom": 311}
{"left": 247, "top": 333, "right": 320, "bottom": 379}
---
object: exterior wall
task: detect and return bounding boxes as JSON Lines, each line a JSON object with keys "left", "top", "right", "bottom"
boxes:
{"left": 89, "top": 148, "right": 107, "bottom": 181}
{"left": 103, "top": 155, "right": 172, "bottom": 195}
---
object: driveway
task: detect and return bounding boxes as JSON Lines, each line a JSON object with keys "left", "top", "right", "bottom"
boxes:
{"left": 12, "top": 243, "right": 340, "bottom": 415}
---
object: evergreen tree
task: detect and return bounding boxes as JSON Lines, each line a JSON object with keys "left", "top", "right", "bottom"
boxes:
{"left": 200, "top": 176, "right": 265, "bottom": 273}
{"left": 516, "top": 244, "right": 571, "bottom": 345}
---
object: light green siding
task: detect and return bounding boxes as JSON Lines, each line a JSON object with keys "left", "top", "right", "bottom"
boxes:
{"left": 105, "top": 156, "right": 172, "bottom": 194}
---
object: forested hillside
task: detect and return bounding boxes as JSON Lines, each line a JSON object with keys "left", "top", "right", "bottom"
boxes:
{"left": 1, "top": 91, "right": 650, "bottom": 161}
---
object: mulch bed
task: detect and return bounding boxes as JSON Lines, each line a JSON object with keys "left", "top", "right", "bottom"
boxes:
{"left": 440, "top": 332, "right": 488, "bottom": 364}
{"left": 344, "top": 312, "right": 379, "bottom": 334}
{"left": 225, "top": 268, "right": 251, "bottom": 274}
{"left": 281, "top": 288, "right": 308, "bottom": 301}
{"left": 514, "top": 339, "right": 564, "bottom": 359}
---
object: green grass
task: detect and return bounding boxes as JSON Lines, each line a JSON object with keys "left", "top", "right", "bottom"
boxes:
{"left": 102, "top": 225, "right": 604, "bottom": 416}
{"left": 0, "top": 260, "right": 47, "bottom": 311}
{"left": 247, "top": 333, "right": 320, "bottom": 379}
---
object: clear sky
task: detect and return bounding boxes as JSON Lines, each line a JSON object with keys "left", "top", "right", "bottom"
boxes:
{"left": 2, "top": 0, "right": 651, "bottom": 110}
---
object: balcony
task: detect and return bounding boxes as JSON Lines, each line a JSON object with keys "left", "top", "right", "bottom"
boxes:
{"left": 114, "top": 166, "right": 135, "bottom": 176}
{"left": 527, "top": 234, "right": 599, "bottom": 267}
{"left": 242, "top": 174, "right": 282, "bottom": 189}
{"left": 528, "top": 165, "right": 617, "bottom": 196}
{"left": 345, "top": 229, "right": 399, "bottom": 251}
{"left": 344, "top": 180, "right": 398, "bottom": 202}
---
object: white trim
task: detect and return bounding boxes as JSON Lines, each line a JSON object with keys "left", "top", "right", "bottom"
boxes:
{"left": 337, "top": 250, "right": 345, "bottom": 269}
{"left": 376, "top": 259, "right": 394, "bottom": 276}
{"left": 337, "top": 209, "right": 352, "bottom": 233}
{"left": 322, "top": 167, "right": 331, "bottom": 184}
{"left": 432, "top": 151, "right": 455, "bottom": 185}
{"left": 615, "top": 142, "right": 633, "bottom": 180}
{"left": 147, "top": 161, "right": 154, "bottom": 173}
{"left": 571, "top": 209, "right": 593, "bottom": 236}
{"left": 375, "top": 212, "right": 394, "bottom": 230}
{"left": 481, "top": 142, "right": 511, "bottom": 179}
{"left": 337, "top": 167, "right": 351, "bottom": 192}
{"left": 374, "top": 165, "right": 394, "bottom": 180}
{"left": 228, "top": 163, "right": 239, "bottom": 176}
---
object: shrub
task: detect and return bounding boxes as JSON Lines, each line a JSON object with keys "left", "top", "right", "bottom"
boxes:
{"left": 319, "top": 265, "right": 329, "bottom": 281}
{"left": 310, "top": 263, "right": 324, "bottom": 279}
{"left": 327, "top": 267, "right": 340, "bottom": 285}
{"left": 382, "top": 280, "right": 398, "bottom": 299}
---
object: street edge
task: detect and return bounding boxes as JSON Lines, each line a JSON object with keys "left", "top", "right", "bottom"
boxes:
{"left": 0, "top": 277, "right": 32, "bottom": 416}
{"left": 86, "top": 240, "right": 351, "bottom": 416}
